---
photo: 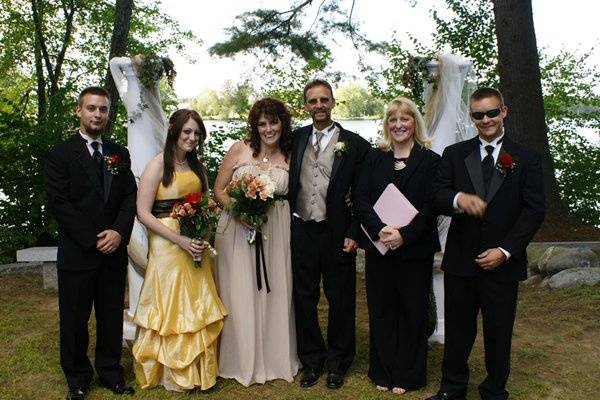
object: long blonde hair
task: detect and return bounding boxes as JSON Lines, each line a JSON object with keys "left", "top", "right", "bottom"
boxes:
{"left": 379, "top": 97, "right": 431, "bottom": 151}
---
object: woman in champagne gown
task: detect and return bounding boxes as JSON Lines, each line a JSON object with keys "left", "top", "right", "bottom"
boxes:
{"left": 214, "top": 98, "right": 300, "bottom": 386}
{"left": 133, "top": 109, "right": 227, "bottom": 391}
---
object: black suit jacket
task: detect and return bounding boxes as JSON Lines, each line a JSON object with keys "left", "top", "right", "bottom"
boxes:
{"left": 44, "top": 134, "right": 137, "bottom": 271}
{"left": 434, "top": 136, "right": 545, "bottom": 282}
{"left": 289, "top": 122, "right": 371, "bottom": 244}
{"left": 356, "top": 146, "right": 441, "bottom": 261}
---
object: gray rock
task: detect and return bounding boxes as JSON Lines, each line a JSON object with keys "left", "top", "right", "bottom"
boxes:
{"left": 548, "top": 267, "right": 600, "bottom": 289}
{"left": 538, "top": 246, "right": 599, "bottom": 276}
{"left": 527, "top": 245, "right": 546, "bottom": 274}
{"left": 539, "top": 276, "right": 552, "bottom": 288}
{"left": 0, "top": 262, "right": 42, "bottom": 274}
{"left": 523, "top": 274, "right": 544, "bottom": 286}
{"left": 42, "top": 262, "right": 58, "bottom": 290}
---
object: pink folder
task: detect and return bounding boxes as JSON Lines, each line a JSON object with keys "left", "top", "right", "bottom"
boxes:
{"left": 360, "top": 183, "right": 418, "bottom": 255}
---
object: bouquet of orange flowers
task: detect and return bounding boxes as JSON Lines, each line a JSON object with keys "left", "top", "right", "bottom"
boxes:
{"left": 225, "top": 173, "right": 275, "bottom": 243}
{"left": 171, "top": 192, "right": 221, "bottom": 266}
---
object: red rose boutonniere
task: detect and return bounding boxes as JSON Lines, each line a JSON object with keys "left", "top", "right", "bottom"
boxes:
{"left": 104, "top": 154, "right": 122, "bottom": 175}
{"left": 496, "top": 152, "right": 516, "bottom": 176}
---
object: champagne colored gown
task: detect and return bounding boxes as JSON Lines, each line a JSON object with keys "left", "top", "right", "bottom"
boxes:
{"left": 133, "top": 170, "right": 227, "bottom": 391}
{"left": 214, "top": 163, "right": 300, "bottom": 386}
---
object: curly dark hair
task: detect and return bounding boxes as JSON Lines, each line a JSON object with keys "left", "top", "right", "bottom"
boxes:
{"left": 246, "top": 98, "right": 292, "bottom": 161}
{"left": 163, "top": 109, "right": 209, "bottom": 193}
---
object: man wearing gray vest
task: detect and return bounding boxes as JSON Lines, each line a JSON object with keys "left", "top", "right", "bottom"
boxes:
{"left": 289, "top": 79, "right": 371, "bottom": 390}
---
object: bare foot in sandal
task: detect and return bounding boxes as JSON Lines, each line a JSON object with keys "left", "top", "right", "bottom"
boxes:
{"left": 391, "top": 387, "right": 406, "bottom": 395}
{"left": 376, "top": 385, "right": 389, "bottom": 391}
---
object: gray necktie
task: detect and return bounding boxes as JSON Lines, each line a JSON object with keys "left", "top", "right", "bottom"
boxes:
{"left": 313, "top": 131, "right": 324, "bottom": 157}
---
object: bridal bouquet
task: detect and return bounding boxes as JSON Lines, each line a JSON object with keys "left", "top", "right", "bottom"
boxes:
{"left": 171, "top": 192, "right": 221, "bottom": 266}
{"left": 225, "top": 173, "right": 276, "bottom": 243}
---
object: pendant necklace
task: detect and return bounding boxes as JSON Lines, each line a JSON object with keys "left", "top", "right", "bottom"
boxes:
{"left": 261, "top": 150, "right": 276, "bottom": 163}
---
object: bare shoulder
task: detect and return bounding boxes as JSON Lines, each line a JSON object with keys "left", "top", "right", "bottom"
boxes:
{"left": 226, "top": 140, "right": 253, "bottom": 162}
{"left": 143, "top": 153, "right": 164, "bottom": 177}
{"left": 228, "top": 140, "right": 250, "bottom": 154}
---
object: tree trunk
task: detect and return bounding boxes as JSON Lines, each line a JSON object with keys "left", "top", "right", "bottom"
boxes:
{"left": 33, "top": 37, "right": 46, "bottom": 123}
{"left": 490, "top": 0, "right": 596, "bottom": 239}
{"left": 104, "top": 0, "right": 134, "bottom": 135}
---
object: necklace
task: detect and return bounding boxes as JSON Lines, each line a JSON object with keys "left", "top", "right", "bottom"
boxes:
{"left": 394, "top": 157, "right": 407, "bottom": 171}
{"left": 175, "top": 158, "right": 187, "bottom": 166}
{"left": 261, "top": 150, "right": 277, "bottom": 163}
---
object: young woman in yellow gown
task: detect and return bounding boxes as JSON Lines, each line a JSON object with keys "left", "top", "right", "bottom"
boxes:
{"left": 133, "top": 109, "right": 227, "bottom": 391}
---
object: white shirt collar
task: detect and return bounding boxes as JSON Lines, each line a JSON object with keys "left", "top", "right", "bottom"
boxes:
{"left": 79, "top": 131, "right": 103, "bottom": 144}
{"left": 479, "top": 132, "right": 504, "bottom": 147}
{"left": 312, "top": 122, "right": 336, "bottom": 136}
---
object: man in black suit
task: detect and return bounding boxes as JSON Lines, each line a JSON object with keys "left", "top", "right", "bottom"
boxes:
{"left": 289, "top": 79, "right": 371, "bottom": 389}
{"left": 427, "top": 87, "right": 545, "bottom": 400}
{"left": 44, "top": 87, "right": 136, "bottom": 400}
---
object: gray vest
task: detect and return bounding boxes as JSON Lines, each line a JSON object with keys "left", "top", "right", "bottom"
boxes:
{"left": 295, "top": 130, "right": 340, "bottom": 221}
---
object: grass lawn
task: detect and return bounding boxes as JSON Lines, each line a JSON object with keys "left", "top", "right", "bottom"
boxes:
{"left": 1, "top": 272, "right": 599, "bottom": 400}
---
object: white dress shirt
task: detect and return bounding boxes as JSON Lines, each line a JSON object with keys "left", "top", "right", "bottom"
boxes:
{"left": 79, "top": 131, "right": 104, "bottom": 157}
{"left": 311, "top": 123, "right": 337, "bottom": 150}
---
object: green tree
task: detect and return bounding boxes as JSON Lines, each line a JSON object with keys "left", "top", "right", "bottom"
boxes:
{"left": 335, "top": 83, "right": 383, "bottom": 118}
{"left": 0, "top": 0, "right": 198, "bottom": 261}
{"left": 190, "top": 80, "right": 254, "bottom": 119}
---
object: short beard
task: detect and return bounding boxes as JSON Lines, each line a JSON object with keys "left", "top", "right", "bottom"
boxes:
{"left": 83, "top": 124, "right": 105, "bottom": 138}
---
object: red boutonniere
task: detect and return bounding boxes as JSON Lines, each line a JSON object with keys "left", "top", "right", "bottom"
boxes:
{"left": 104, "top": 154, "right": 122, "bottom": 175}
{"left": 496, "top": 152, "right": 516, "bottom": 176}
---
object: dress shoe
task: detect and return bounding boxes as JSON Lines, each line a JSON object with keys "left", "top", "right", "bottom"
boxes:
{"left": 325, "top": 372, "right": 344, "bottom": 389}
{"left": 425, "top": 391, "right": 466, "bottom": 400}
{"left": 300, "top": 367, "right": 322, "bottom": 388}
{"left": 101, "top": 383, "right": 135, "bottom": 395}
{"left": 66, "top": 388, "right": 85, "bottom": 400}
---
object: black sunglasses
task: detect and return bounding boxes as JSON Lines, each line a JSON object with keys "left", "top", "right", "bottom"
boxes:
{"left": 471, "top": 108, "right": 502, "bottom": 120}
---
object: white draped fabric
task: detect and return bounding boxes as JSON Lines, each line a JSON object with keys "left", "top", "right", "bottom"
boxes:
{"left": 424, "top": 53, "right": 477, "bottom": 344}
{"left": 109, "top": 57, "right": 167, "bottom": 340}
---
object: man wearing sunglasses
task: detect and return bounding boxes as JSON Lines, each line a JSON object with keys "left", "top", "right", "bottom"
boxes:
{"left": 427, "top": 87, "right": 545, "bottom": 400}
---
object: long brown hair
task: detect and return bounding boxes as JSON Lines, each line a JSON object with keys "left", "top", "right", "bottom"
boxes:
{"left": 162, "top": 109, "right": 209, "bottom": 193}
{"left": 246, "top": 98, "right": 292, "bottom": 161}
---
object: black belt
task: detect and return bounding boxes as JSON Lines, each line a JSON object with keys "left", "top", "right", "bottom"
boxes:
{"left": 151, "top": 198, "right": 181, "bottom": 218}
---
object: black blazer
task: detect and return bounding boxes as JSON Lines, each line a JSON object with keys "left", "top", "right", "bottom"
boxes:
{"left": 356, "top": 146, "right": 441, "bottom": 261}
{"left": 44, "top": 134, "right": 137, "bottom": 271}
{"left": 433, "top": 136, "right": 545, "bottom": 282}
{"left": 289, "top": 122, "right": 371, "bottom": 244}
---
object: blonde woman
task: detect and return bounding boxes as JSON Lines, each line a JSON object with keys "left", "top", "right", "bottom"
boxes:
{"left": 355, "top": 97, "right": 440, "bottom": 394}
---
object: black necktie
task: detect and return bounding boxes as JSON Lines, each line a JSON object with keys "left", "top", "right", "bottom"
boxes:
{"left": 482, "top": 144, "right": 494, "bottom": 193}
{"left": 91, "top": 141, "right": 104, "bottom": 187}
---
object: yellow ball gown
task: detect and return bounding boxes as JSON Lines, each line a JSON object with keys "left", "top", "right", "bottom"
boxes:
{"left": 133, "top": 170, "right": 227, "bottom": 391}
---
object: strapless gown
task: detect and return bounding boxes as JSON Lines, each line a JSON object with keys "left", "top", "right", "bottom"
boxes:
{"left": 133, "top": 170, "right": 227, "bottom": 391}
{"left": 214, "top": 163, "right": 300, "bottom": 386}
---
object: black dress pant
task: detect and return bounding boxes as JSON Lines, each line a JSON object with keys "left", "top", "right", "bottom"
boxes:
{"left": 365, "top": 252, "right": 432, "bottom": 390}
{"left": 440, "top": 272, "right": 519, "bottom": 400}
{"left": 57, "top": 262, "right": 126, "bottom": 390}
{"left": 291, "top": 218, "right": 356, "bottom": 374}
